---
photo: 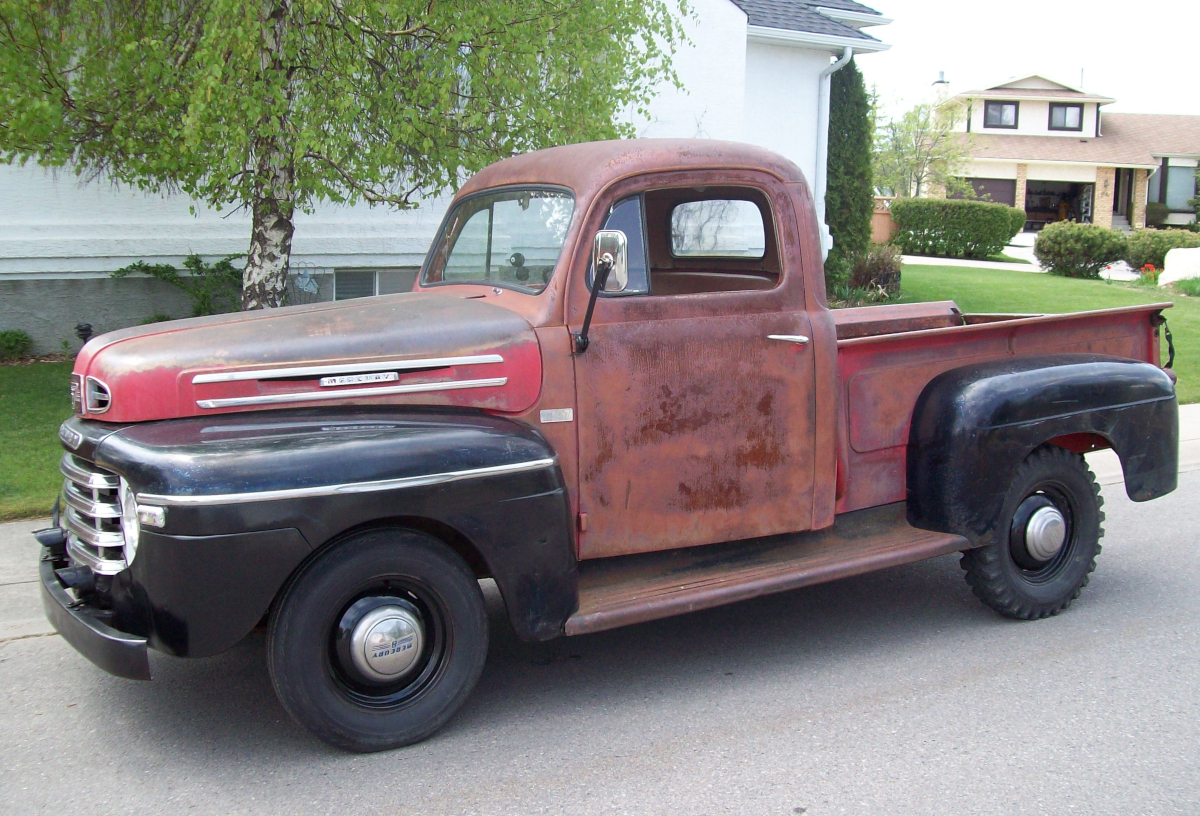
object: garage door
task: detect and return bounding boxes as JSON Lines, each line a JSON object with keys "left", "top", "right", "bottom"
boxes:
{"left": 964, "top": 178, "right": 1017, "bottom": 206}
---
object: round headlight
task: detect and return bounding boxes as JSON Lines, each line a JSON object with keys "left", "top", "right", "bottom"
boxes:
{"left": 119, "top": 478, "right": 140, "bottom": 565}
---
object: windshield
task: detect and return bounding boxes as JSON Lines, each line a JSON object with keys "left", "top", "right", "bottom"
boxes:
{"left": 422, "top": 189, "right": 575, "bottom": 293}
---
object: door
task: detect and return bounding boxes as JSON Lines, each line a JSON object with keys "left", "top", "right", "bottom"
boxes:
{"left": 570, "top": 181, "right": 817, "bottom": 559}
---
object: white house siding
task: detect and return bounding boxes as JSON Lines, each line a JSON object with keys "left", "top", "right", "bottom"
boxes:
{"left": 968, "top": 100, "right": 1100, "bottom": 138}
{"left": 0, "top": 0, "right": 842, "bottom": 353}
{"left": 1025, "top": 163, "right": 1098, "bottom": 183}
{"left": 962, "top": 160, "right": 1019, "bottom": 180}
{"left": 961, "top": 162, "right": 1099, "bottom": 188}
{"left": 0, "top": 160, "right": 451, "bottom": 351}
{"left": 631, "top": 0, "right": 748, "bottom": 142}
{"left": 743, "top": 43, "right": 831, "bottom": 189}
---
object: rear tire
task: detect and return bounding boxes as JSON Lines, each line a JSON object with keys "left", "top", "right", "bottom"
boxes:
{"left": 267, "top": 527, "right": 488, "bottom": 752}
{"left": 961, "top": 446, "right": 1104, "bottom": 620}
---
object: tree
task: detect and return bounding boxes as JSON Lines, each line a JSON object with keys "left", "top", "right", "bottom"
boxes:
{"left": 0, "top": 0, "right": 683, "bottom": 309}
{"left": 874, "top": 100, "right": 972, "bottom": 199}
{"left": 824, "top": 58, "right": 873, "bottom": 282}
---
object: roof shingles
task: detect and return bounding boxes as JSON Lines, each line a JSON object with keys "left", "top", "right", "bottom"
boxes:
{"left": 731, "top": 0, "right": 884, "bottom": 40}
{"left": 962, "top": 113, "right": 1200, "bottom": 168}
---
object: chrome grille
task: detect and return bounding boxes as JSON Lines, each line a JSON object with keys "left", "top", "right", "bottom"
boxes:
{"left": 60, "top": 453, "right": 128, "bottom": 575}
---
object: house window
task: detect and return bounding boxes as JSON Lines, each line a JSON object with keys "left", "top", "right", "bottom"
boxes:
{"left": 334, "top": 269, "right": 377, "bottom": 300}
{"left": 984, "top": 101, "right": 1019, "bottom": 129}
{"left": 1049, "top": 103, "right": 1083, "bottom": 132}
{"left": 1165, "top": 166, "right": 1198, "bottom": 212}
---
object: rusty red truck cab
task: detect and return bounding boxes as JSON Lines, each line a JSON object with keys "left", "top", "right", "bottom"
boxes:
{"left": 38, "top": 140, "right": 1178, "bottom": 752}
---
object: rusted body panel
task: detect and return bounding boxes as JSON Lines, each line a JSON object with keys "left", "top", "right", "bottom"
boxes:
{"left": 834, "top": 303, "right": 1167, "bottom": 513}
{"left": 561, "top": 167, "right": 822, "bottom": 558}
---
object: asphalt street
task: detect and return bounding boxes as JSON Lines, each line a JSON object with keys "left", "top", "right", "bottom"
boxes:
{"left": 2, "top": 457, "right": 1198, "bottom": 814}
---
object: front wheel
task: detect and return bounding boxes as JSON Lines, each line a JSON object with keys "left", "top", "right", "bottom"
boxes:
{"left": 961, "top": 446, "right": 1105, "bottom": 620}
{"left": 267, "top": 528, "right": 488, "bottom": 752}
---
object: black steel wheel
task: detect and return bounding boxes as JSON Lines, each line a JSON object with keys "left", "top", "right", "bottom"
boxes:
{"left": 961, "top": 445, "right": 1104, "bottom": 620}
{"left": 267, "top": 527, "right": 488, "bottom": 752}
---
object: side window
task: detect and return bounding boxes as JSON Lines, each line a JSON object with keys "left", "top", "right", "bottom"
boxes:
{"left": 593, "top": 195, "right": 650, "bottom": 295}
{"left": 670, "top": 200, "right": 766, "bottom": 259}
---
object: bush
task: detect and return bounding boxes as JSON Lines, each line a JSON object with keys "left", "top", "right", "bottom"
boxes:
{"left": 0, "top": 330, "right": 34, "bottom": 361}
{"left": 112, "top": 254, "right": 243, "bottom": 316}
{"left": 1008, "top": 206, "right": 1028, "bottom": 237}
{"left": 1034, "top": 221, "right": 1127, "bottom": 279}
{"left": 1145, "top": 202, "right": 1169, "bottom": 227}
{"left": 1125, "top": 229, "right": 1200, "bottom": 270}
{"left": 890, "top": 198, "right": 1025, "bottom": 260}
{"left": 1174, "top": 277, "right": 1200, "bottom": 297}
{"left": 848, "top": 244, "right": 902, "bottom": 294}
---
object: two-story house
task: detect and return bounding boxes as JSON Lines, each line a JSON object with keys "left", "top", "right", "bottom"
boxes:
{"left": 952, "top": 75, "right": 1200, "bottom": 232}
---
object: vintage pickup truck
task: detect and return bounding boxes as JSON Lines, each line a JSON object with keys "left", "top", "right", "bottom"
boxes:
{"left": 38, "top": 140, "right": 1179, "bottom": 752}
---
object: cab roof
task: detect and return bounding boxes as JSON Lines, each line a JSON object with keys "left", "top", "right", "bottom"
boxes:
{"left": 456, "top": 139, "right": 808, "bottom": 202}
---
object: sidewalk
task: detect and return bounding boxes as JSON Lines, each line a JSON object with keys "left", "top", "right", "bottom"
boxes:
{"left": 902, "top": 255, "right": 1037, "bottom": 271}
{"left": 3, "top": 404, "right": 1197, "bottom": 643}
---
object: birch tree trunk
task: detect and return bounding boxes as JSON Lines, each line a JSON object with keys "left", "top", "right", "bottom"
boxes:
{"left": 242, "top": 0, "right": 294, "bottom": 311}
{"left": 242, "top": 150, "right": 295, "bottom": 310}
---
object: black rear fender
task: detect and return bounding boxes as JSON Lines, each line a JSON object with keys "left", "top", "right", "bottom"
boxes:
{"left": 906, "top": 354, "right": 1177, "bottom": 545}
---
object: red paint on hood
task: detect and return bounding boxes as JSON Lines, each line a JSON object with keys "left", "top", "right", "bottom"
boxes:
{"left": 74, "top": 292, "right": 542, "bottom": 423}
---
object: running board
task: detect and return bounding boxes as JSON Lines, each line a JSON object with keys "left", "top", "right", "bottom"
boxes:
{"left": 565, "top": 502, "right": 969, "bottom": 636}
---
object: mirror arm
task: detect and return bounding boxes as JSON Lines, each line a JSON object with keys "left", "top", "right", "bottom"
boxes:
{"left": 573, "top": 255, "right": 614, "bottom": 354}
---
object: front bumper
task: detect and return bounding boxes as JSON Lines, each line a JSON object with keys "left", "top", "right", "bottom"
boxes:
{"left": 39, "top": 557, "right": 151, "bottom": 681}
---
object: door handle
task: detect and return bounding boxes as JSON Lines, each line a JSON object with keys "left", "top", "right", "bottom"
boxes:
{"left": 767, "top": 334, "right": 810, "bottom": 345}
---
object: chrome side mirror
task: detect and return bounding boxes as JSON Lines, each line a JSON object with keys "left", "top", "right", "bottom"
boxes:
{"left": 593, "top": 229, "right": 628, "bottom": 293}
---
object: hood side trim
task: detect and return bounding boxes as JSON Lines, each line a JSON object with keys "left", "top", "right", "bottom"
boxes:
{"left": 196, "top": 376, "right": 508, "bottom": 410}
{"left": 191, "top": 353, "right": 504, "bottom": 384}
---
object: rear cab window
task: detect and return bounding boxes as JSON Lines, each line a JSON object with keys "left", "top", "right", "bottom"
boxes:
{"left": 592, "top": 187, "right": 780, "bottom": 297}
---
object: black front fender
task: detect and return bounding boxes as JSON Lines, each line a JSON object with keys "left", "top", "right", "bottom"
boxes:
{"left": 907, "top": 354, "right": 1177, "bottom": 545}
{"left": 89, "top": 406, "right": 576, "bottom": 655}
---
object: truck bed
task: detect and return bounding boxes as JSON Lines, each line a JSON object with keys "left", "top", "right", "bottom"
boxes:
{"left": 832, "top": 301, "right": 1169, "bottom": 514}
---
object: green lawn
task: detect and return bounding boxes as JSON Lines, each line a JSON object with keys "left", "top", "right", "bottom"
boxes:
{"left": 0, "top": 362, "right": 73, "bottom": 521}
{"left": 0, "top": 268, "right": 1194, "bottom": 521}
{"left": 899, "top": 264, "right": 1196, "bottom": 404}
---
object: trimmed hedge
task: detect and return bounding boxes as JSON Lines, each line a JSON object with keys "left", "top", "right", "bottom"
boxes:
{"left": 890, "top": 198, "right": 1026, "bottom": 260}
{"left": 1008, "top": 206, "right": 1028, "bottom": 237}
{"left": 1034, "top": 221, "right": 1127, "bottom": 279}
{"left": 1125, "top": 229, "right": 1200, "bottom": 270}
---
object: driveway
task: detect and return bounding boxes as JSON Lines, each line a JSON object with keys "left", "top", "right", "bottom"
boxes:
{"left": 2, "top": 409, "right": 1198, "bottom": 815}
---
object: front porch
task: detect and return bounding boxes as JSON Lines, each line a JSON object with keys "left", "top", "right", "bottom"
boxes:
{"left": 1006, "top": 164, "right": 1148, "bottom": 232}
{"left": 962, "top": 162, "right": 1153, "bottom": 233}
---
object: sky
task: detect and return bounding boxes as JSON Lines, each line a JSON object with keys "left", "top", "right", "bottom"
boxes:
{"left": 857, "top": 0, "right": 1199, "bottom": 118}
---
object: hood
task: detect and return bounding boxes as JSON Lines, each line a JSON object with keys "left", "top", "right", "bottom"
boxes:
{"left": 72, "top": 292, "right": 542, "bottom": 423}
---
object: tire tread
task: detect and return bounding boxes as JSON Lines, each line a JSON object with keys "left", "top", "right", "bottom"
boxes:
{"left": 961, "top": 446, "right": 1104, "bottom": 620}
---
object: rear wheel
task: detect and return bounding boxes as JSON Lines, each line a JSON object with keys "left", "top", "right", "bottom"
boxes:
{"left": 267, "top": 527, "right": 488, "bottom": 752}
{"left": 961, "top": 446, "right": 1104, "bottom": 620}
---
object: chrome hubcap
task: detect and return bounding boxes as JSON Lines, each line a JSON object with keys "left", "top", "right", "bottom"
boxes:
{"left": 1024, "top": 505, "right": 1066, "bottom": 562}
{"left": 349, "top": 604, "right": 425, "bottom": 683}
